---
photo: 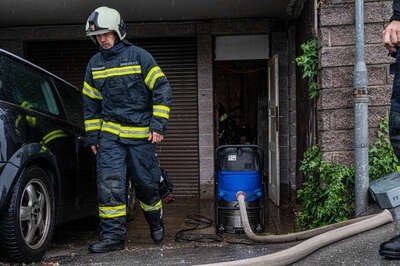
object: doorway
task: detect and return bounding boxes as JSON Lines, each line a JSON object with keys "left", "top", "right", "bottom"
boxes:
{"left": 214, "top": 60, "right": 268, "bottom": 147}
{"left": 214, "top": 57, "right": 281, "bottom": 207}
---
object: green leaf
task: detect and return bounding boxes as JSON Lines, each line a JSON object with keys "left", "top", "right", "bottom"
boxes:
{"left": 296, "top": 38, "right": 318, "bottom": 101}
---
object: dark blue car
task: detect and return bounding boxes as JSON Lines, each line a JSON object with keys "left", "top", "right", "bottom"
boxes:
{"left": 0, "top": 49, "right": 136, "bottom": 262}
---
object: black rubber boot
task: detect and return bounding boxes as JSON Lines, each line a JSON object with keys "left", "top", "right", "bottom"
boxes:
{"left": 88, "top": 239, "right": 125, "bottom": 253}
{"left": 380, "top": 235, "right": 400, "bottom": 259}
{"left": 150, "top": 224, "right": 164, "bottom": 243}
{"left": 144, "top": 209, "right": 164, "bottom": 243}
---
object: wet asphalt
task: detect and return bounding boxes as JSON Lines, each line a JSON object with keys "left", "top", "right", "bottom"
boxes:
{"left": 36, "top": 200, "right": 400, "bottom": 265}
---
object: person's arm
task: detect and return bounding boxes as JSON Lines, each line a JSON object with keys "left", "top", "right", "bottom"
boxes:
{"left": 82, "top": 63, "right": 103, "bottom": 154}
{"left": 383, "top": 0, "right": 400, "bottom": 53}
{"left": 140, "top": 49, "right": 172, "bottom": 143}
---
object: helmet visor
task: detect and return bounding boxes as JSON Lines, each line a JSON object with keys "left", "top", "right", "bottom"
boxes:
{"left": 86, "top": 29, "right": 113, "bottom": 36}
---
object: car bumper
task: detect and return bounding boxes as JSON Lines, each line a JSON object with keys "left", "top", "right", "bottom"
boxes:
{"left": 0, "top": 162, "right": 20, "bottom": 211}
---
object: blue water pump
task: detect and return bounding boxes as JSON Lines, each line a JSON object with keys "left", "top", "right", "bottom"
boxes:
{"left": 215, "top": 145, "right": 265, "bottom": 233}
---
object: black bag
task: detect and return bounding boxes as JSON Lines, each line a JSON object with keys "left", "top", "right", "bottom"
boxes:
{"left": 159, "top": 167, "right": 175, "bottom": 203}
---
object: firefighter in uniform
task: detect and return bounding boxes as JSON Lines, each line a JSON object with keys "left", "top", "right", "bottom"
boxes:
{"left": 82, "top": 6, "right": 172, "bottom": 253}
{"left": 380, "top": 0, "right": 400, "bottom": 259}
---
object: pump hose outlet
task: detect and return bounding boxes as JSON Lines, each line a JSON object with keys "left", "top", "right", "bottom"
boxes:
{"left": 199, "top": 193, "right": 393, "bottom": 266}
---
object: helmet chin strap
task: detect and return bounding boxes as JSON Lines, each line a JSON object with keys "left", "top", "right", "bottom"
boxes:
{"left": 122, "top": 39, "right": 132, "bottom": 46}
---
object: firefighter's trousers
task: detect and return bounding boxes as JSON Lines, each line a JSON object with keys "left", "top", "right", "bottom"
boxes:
{"left": 96, "top": 137, "right": 162, "bottom": 240}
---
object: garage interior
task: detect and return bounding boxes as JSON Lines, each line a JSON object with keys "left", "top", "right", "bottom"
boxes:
{"left": 214, "top": 60, "right": 267, "bottom": 147}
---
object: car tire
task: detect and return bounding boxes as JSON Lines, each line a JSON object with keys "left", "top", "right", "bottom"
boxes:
{"left": 126, "top": 176, "right": 137, "bottom": 222}
{"left": 0, "top": 165, "right": 55, "bottom": 263}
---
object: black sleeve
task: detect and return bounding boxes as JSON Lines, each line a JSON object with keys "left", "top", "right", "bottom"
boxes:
{"left": 391, "top": 0, "right": 400, "bottom": 21}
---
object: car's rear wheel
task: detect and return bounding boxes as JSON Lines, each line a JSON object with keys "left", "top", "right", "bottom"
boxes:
{"left": 126, "top": 177, "right": 137, "bottom": 222}
{"left": 0, "top": 165, "right": 55, "bottom": 263}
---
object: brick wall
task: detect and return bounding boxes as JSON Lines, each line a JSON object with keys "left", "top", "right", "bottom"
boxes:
{"left": 318, "top": 0, "right": 393, "bottom": 165}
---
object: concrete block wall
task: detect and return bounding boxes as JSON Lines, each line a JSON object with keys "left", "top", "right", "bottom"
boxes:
{"left": 318, "top": 0, "right": 393, "bottom": 165}
{"left": 197, "top": 29, "right": 215, "bottom": 199}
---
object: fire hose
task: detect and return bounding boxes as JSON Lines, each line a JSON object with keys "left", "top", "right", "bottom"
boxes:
{"left": 199, "top": 192, "right": 393, "bottom": 266}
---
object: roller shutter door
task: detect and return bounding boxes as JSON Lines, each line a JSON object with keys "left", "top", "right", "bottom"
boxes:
{"left": 26, "top": 38, "right": 199, "bottom": 198}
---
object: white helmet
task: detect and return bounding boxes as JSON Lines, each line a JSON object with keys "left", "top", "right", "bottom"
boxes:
{"left": 85, "top": 6, "right": 127, "bottom": 41}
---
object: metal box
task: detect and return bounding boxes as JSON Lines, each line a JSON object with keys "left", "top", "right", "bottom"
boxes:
{"left": 370, "top": 171, "right": 400, "bottom": 209}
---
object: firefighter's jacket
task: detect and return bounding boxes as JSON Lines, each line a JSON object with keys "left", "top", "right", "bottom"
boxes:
{"left": 393, "top": 0, "right": 400, "bottom": 21}
{"left": 82, "top": 42, "right": 172, "bottom": 146}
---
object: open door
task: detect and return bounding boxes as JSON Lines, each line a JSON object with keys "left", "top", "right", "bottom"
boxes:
{"left": 268, "top": 54, "right": 280, "bottom": 206}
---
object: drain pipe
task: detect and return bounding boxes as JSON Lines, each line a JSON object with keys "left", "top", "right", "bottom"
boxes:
{"left": 353, "top": 0, "right": 369, "bottom": 216}
{"left": 199, "top": 193, "right": 393, "bottom": 266}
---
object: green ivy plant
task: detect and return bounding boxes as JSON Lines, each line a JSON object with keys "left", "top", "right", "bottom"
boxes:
{"left": 296, "top": 145, "right": 354, "bottom": 229}
{"left": 296, "top": 38, "right": 318, "bottom": 99}
{"left": 369, "top": 116, "right": 398, "bottom": 181}
{"left": 296, "top": 116, "right": 397, "bottom": 229}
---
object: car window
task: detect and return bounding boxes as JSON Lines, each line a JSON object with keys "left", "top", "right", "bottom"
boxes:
{"left": 0, "top": 54, "right": 60, "bottom": 115}
{"left": 53, "top": 79, "right": 83, "bottom": 126}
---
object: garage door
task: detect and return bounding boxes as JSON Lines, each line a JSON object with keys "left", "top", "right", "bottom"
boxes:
{"left": 26, "top": 38, "right": 199, "bottom": 198}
